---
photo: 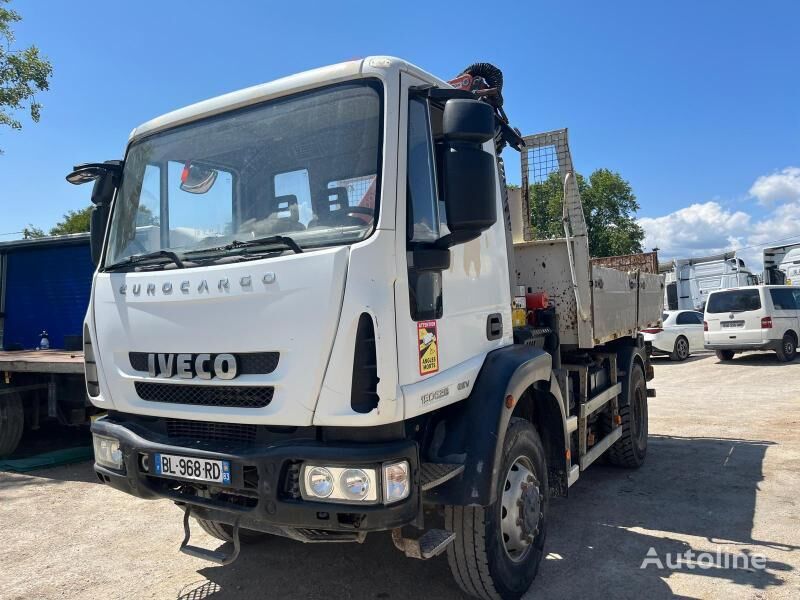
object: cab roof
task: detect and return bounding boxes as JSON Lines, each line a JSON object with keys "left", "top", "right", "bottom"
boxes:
{"left": 130, "top": 56, "right": 449, "bottom": 143}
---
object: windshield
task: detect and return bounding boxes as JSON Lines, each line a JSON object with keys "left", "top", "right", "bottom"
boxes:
{"left": 706, "top": 289, "right": 762, "bottom": 313}
{"left": 104, "top": 80, "right": 383, "bottom": 268}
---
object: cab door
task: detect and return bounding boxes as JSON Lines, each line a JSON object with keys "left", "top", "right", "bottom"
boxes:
{"left": 394, "top": 72, "right": 512, "bottom": 419}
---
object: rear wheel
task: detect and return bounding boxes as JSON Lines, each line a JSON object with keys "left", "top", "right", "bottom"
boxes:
{"left": 670, "top": 336, "right": 690, "bottom": 361}
{"left": 445, "top": 419, "right": 548, "bottom": 600}
{"left": 0, "top": 393, "right": 24, "bottom": 458}
{"left": 195, "top": 518, "right": 270, "bottom": 543}
{"left": 715, "top": 350, "right": 735, "bottom": 361}
{"left": 605, "top": 362, "right": 648, "bottom": 468}
{"left": 776, "top": 333, "right": 797, "bottom": 362}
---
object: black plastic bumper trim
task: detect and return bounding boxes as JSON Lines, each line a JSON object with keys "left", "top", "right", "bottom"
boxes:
{"left": 91, "top": 417, "right": 420, "bottom": 534}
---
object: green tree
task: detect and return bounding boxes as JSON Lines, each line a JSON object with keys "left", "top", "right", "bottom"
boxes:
{"left": 50, "top": 206, "right": 92, "bottom": 235}
{"left": 0, "top": 0, "right": 53, "bottom": 149}
{"left": 528, "top": 168, "right": 644, "bottom": 257}
{"left": 22, "top": 224, "right": 44, "bottom": 239}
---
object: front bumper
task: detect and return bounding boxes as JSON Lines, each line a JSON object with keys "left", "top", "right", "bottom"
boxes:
{"left": 704, "top": 340, "right": 781, "bottom": 352}
{"left": 91, "top": 416, "right": 420, "bottom": 540}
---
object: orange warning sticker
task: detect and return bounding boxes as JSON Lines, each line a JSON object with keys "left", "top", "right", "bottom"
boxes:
{"left": 418, "top": 320, "right": 439, "bottom": 375}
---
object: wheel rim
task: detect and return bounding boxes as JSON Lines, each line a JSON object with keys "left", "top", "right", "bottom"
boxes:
{"left": 677, "top": 338, "right": 688, "bottom": 358}
{"left": 500, "top": 455, "right": 541, "bottom": 562}
{"left": 785, "top": 338, "right": 794, "bottom": 356}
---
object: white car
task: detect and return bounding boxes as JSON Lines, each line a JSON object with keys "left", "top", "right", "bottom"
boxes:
{"left": 642, "top": 310, "right": 705, "bottom": 361}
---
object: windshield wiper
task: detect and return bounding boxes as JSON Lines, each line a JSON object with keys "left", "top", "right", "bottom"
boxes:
{"left": 105, "top": 249, "right": 186, "bottom": 271}
{"left": 185, "top": 235, "right": 303, "bottom": 257}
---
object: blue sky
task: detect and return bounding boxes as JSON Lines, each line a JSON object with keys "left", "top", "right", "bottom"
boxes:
{"left": 2, "top": 0, "right": 799, "bottom": 267}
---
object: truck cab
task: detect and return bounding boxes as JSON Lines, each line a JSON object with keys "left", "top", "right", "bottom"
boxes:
{"left": 72, "top": 57, "right": 657, "bottom": 599}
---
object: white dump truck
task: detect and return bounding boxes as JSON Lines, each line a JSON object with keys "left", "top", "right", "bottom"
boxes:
{"left": 69, "top": 57, "right": 662, "bottom": 599}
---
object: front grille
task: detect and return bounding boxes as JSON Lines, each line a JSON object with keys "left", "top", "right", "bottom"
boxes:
{"left": 129, "top": 352, "right": 279, "bottom": 375}
{"left": 165, "top": 418, "right": 258, "bottom": 445}
{"left": 135, "top": 382, "right": 273, "bottom": 408}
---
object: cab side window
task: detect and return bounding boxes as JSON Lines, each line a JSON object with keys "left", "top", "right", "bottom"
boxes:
{"left": 406, "top": 96, "right": 443, "bottom": 321}
{"left": 407, "top": 98, "right": 439, "bottom": 243}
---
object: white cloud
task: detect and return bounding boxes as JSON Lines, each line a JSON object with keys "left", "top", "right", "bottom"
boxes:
{"left": 749, "top": 167, "right": 800, "bottom": 204}
{"left": 640, "top": 166, "right": 800, "bottom": 271}
{"left": 639, "top": 201, "right": 751, "bottom": 257}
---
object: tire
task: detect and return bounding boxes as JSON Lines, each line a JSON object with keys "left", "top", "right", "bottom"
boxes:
{"left": 195, "top": 518, "right": 269, "bottom": 543}
{"left": 715, "top": 350, "right": 735, "bottom": 361}
{"left": 669, "top": 336, "right": 690, "bottom": 361}
{"left": 776, "top": 333, "right": 797, "bottom": 362}
{"left": 0, "top": 393, "right": 24, "bottom": 458}
{"left": 445, "top": 418, "right": 548, "bottom": 600}
{"left": 605, "top": 362, "right": 648, "bottom": 468}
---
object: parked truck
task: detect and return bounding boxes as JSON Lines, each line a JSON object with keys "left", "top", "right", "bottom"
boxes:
{"left": 0, "top": 234, "right": 95, "bottom": 457}
{"left": 661, "top": 252, "right": 758, "bottom": 311}
{"left": 763, "top": 242, "right": 800, "bottom": 286}
{"left": 69, "top": 58, "right": 662, "bottom": 599}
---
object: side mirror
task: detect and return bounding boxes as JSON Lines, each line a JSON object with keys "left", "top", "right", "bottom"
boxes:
{"left": 90, "top": 204, "right": 110, "bottom": 266}
{"left": 66, "top": 160, "right": 122, "bottom": 265}
{"left": 439, "top": 99, "right": 497, "bottom": 246}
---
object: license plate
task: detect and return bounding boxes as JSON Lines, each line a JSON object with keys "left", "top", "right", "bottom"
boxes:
{"left": 153, "top": 453, "right": 231, "bottom": 485}
{"left": 721, "top": 320, "right": 744, "bottom": 328}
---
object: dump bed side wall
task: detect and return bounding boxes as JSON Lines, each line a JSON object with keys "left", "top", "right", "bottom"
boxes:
{"left": 590, "top": 265, "right": 638, "bottom": 344}
{"left": 514, "top": 245, "right": 665, "bottom": 348}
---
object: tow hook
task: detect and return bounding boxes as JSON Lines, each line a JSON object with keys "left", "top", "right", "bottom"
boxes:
{"left": 179, "top": 507, "right": 241, "bottom": 565}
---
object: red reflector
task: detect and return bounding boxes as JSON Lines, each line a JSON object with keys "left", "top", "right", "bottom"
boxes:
{"left": 761, "top": 317, "right": 773, "bottom": 329}
{"left": 703, "top": 321, "right": 708, "bottom": 331}
{"left": 180, "top": 161, "right": 191, "bottom": 184}
{"left": 641, "top": 328, "right": 663, "bottom": 334}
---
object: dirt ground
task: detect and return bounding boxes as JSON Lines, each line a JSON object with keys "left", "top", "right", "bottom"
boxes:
{"left": 1, "top": 351, "right": 799, "bottom": 599}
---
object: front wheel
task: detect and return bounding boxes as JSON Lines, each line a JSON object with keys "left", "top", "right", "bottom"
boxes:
{"left": 445, "top": 419, "right": 548, "bottom": 600}
{"left": 776, "top": 334, "right": 797, "bottom": 362}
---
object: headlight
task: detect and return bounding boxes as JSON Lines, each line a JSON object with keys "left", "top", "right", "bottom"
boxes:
{"left": 340, "top": 468, "right": 371, "bottom": 501}
{"left": 93, "top": 434, "right": 123, "bottom": 469}
{"left": 383, "top": 461, "right": 410, "bottom": 503}
{"left": 306, "top": 467, "right": 334, "bottom": 498}
{"left": 302, "top": 465, "right": 378, "bottom": 504}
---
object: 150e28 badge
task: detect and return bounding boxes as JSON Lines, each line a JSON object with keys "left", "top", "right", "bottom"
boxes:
{"left": 417, "top": 320, "right": 439, "bottom": 375}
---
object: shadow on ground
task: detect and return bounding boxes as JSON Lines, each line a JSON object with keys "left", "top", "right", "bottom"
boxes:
{"left": 173, "top": 434, "right": 795, "bottom": 599}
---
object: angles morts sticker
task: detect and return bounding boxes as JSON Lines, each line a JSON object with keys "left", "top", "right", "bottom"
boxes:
{"left": 417, "top": 320, "right": 439, "bottom": 375}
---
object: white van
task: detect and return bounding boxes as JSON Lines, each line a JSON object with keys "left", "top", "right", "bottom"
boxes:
{"left": 704, "top": 285, "right": 800, "bottom": 362}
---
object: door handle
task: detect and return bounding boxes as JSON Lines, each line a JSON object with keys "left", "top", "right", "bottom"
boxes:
{"left": 487, "top": 313, "right": 503, "bottom": 340}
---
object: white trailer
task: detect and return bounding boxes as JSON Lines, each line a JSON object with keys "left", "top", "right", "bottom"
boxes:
{"left": 69, "top": 58, "right": 661, "bottom": 599}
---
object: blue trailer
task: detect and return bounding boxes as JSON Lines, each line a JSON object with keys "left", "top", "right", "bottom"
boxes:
{"left": 0, "top": 234, "right": 95, "bottom": 456}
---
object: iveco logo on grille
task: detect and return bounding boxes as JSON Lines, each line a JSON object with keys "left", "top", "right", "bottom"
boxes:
{"left": 147, "top": 353, "right": 238, "bottom": 380}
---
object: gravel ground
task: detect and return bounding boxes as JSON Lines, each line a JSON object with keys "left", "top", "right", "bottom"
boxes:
{"left": 1, "top": 350, "right": 799, "bottom": 599}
